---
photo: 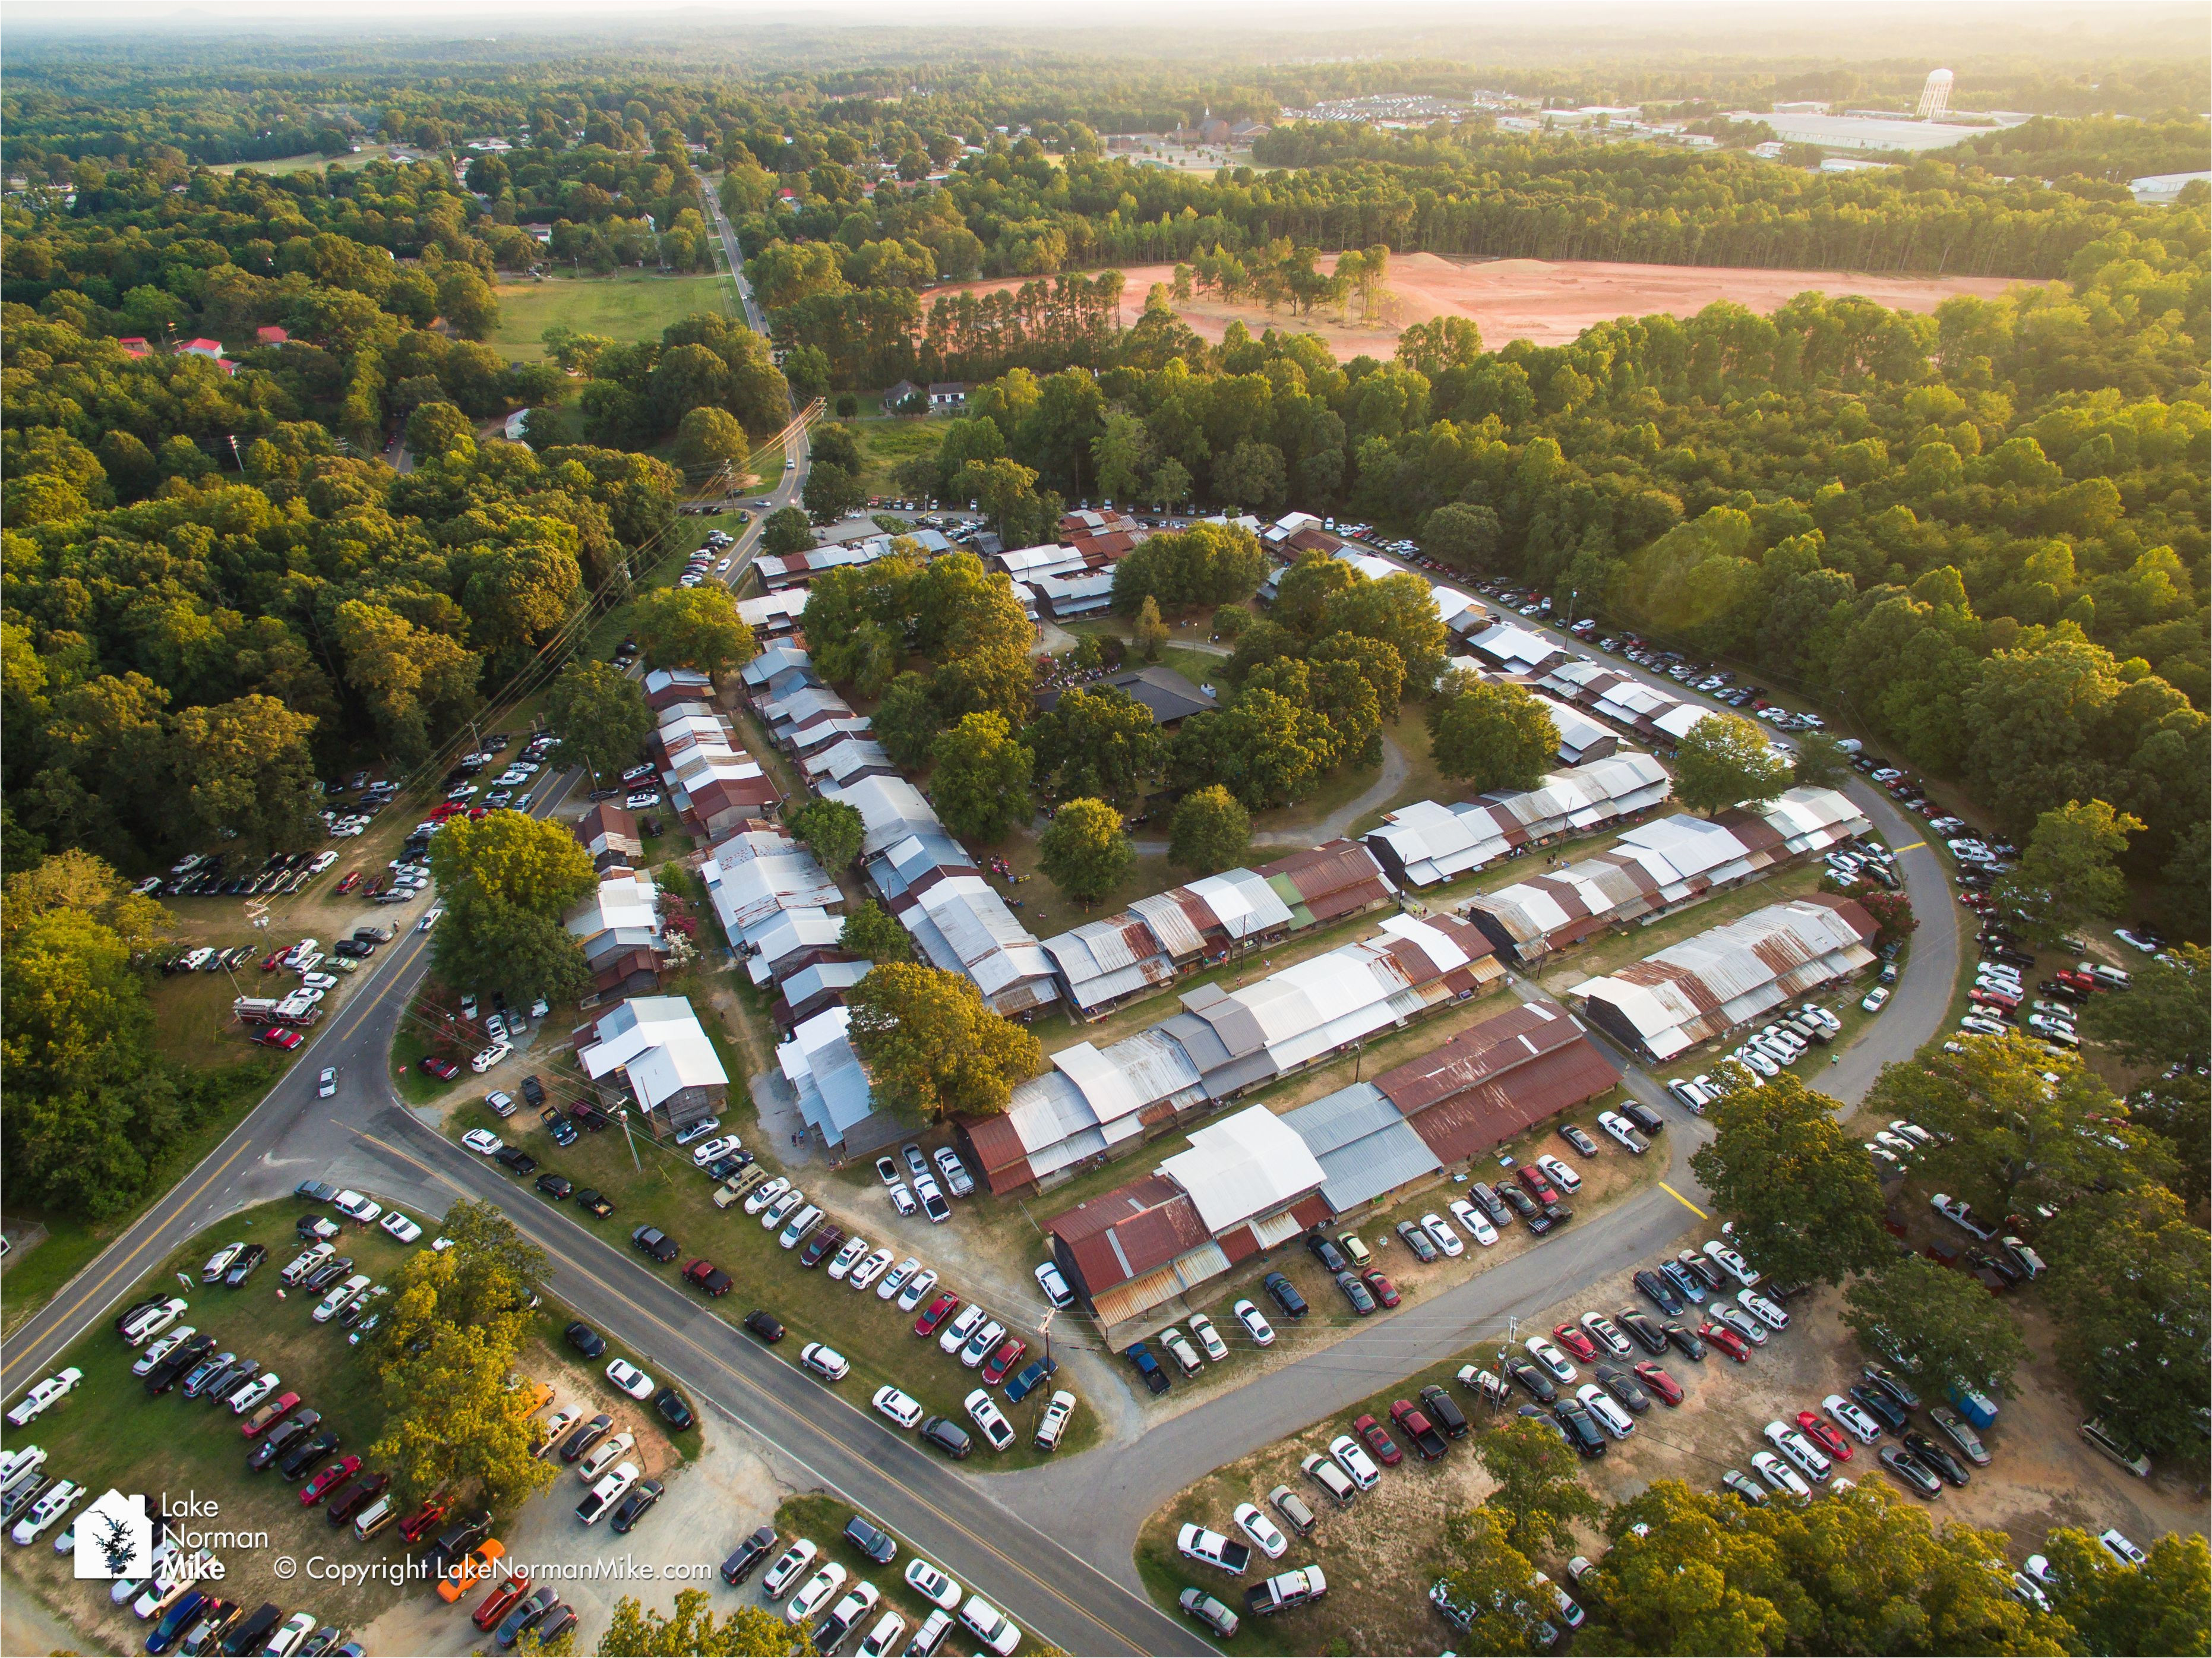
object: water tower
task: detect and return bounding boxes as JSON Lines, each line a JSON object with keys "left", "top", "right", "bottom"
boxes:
{"left": 1915, "top": 69, "right": 1954, "bottom": 122}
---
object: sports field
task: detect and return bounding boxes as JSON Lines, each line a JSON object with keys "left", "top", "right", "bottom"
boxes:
{"left": 490, "top": 270, "right": 734, "bottom": 359}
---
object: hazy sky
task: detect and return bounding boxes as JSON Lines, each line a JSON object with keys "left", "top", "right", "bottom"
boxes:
{"left": 10, "top": 0, "right": 2164, "bottom": 28}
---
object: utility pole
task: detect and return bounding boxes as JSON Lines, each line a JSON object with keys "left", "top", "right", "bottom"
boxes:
{"left": 618, "top": 1104, "right": 642, "bottom": 1172}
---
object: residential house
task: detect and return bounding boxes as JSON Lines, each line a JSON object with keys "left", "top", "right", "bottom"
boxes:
{"left": 881, "top": 378, "right": 923, "bottom": 412}
{"left": 1037, "top": 664, "right": 1215, "bottom": 726}
{"left": 565, "top": 870, "right": 668, "bottom": 997}
{"left": 926, "top": 381, "right": 968, "bottom": 409}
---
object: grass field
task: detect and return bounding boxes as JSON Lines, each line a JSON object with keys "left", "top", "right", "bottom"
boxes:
{"left": 848, "top": 415, "right": 954, "bottom": 498}
{"left": 491, "top": 272, "right": 734, "bottom": 361}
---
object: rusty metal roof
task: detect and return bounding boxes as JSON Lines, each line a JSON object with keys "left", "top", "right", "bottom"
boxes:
{"left": 1048, "top": 1174, "right": 1212, "bottom": 1293}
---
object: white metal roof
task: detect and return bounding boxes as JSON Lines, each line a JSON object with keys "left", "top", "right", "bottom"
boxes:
{"left": 1158, "top": 1105, "right": 1326, "bottom": 1236}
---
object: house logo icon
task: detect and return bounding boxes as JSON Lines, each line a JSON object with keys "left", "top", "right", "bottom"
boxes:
{"left": 75, "top": 1489, "right": 151, "bottom": 1580}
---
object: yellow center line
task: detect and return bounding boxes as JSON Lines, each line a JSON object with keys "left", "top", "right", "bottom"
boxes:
{"left": 1894, "top": 841, "right": 1926, "bottom": 852}
{"left": 2, "top": 924, "right": 435, "bottom": 1388}
{"left": 1658, "top": 1182, "right": 1708, "bottom": 1219}
{"left": 354, "top": 1128, "right": 1163, "bottom": 1657}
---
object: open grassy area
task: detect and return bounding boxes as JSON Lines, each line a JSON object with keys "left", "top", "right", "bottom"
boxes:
{"left": 438, "top": 1066, "right": 1102, "bottom": 1473}
{"left": 848, "top": 415, "right": 953, "bottom": 499}
{"left": 490, "top": 271, "right": 734, "bottom": 361}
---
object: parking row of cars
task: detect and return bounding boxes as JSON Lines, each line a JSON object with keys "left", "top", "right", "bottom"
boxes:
{"left": 745, "top": 1519, "right": 1020, "bottom": 1656}
{"left": 151, "top": 847, "right": 343, "bottom": 900}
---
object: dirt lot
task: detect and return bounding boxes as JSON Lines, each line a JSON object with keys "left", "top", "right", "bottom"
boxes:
{"left": 930, "top": 251, "right": 2033, "bottom": 355}
{"left": 1137, "top": 1215, "right": 2208, "bottom": 1657}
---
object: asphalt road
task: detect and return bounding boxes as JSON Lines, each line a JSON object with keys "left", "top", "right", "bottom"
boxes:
{"left": 3, "top": 277, "right": 1962, "bottom": 1648}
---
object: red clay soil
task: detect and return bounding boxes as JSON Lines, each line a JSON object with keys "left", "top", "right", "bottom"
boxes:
{"left": 928, "top": 251, "right": 2034, "bottom": 354}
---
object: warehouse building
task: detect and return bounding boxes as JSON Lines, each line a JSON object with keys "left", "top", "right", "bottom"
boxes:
{"left": 1363, "top": 753, "right": 1673, "bottom": 888}
{"left": 1461, "top": 787, "right": 1870, "bottom": 964}
{"left": 1043, "top": 1105, "right": 1331, "bottom": 1328}
{"left": 1570, "top": 893, "right": 1878, "bottom": 1061}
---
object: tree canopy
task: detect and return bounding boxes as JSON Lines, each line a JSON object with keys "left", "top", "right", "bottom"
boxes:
{"left": 845, "top": 962, "right": 1041, "bottom": 1120}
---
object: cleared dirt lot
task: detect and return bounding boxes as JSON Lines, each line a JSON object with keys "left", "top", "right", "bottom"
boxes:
{"left": 1139, "top": 1213, "right": 2208, "bottom": 1656}
{"left": 930, "top": 252, "right": 2033, "bottom": 354}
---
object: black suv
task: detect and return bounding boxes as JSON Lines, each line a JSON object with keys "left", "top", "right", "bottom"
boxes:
{"left": 519, "top": 1075, "right": 546, "bottom": 1108}
{"left": 1553, "top": 1399, "right": 1607, "bottom": 1458}
{"left": 721, "top": 1526, "right": 778, "bottom": 1586}
{"left": 1263, "top": 1271, "right": 1307, "bottom": 1319}
{"left": 843, "top": 1515, "right": 896, "bottom": 1564}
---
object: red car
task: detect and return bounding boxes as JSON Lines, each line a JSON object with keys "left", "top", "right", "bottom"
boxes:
{"left": 1363, "top": 1269, "right": 1399, "bottom": 1309}
{"left": 299, "top": 1454, "right": 362, "bottom": 1507}
{"left": 399, "top": 1500, "right": 448, "bottom": 1544}
{"left": 980, "top": 1337, "right": 1026, "bottom": 1387}
{"left": 1351, "top": 1413, "right": 1402, "bottom": 1467}
{"left": 473, "top": 1572, "right": 532, "bottom": 1632}
{"left": 1699, "top": 1322, "right": 1750, "bottom": 1363}
{"left": 682, "top": 1259, "right": 732, "bottom": 1297}
{"left": 335, "top": 871, "right": 364, "bottom": 894}
{"left": 1514, "top": 1163, "right": 1560, "bottom": 1206}
{"left": 420, "top": 1056, "right": 460, "bottom": 1081}
{"left": 1551, "top": 1324, "right": 1599, "bottom": 1363}
{"left": 1796, "top": 1410, "right": 1852, "bottom": 1460}
{"left": 363, "top": 877, "right": 384, "bottom": 898}
{"left": 258, "top": 1027, "right": 304, "bottom": 1051}
{"left": 241, "top": 1391, "right": 301, "bottom": 1437}
{"left": 1633, "top": 1362, "right": 1683, "bottom": 1406}
{"left": 2054, "top": 969, "right": 2097, "bottom": 993}
{"left": 914, "top": 1291, "right": 960, "bottom": 1338}
{"left": 260, "top": 950, "right": 286, "bottom": 972}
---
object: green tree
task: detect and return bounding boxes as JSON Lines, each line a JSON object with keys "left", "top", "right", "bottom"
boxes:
{"left": 369, "top": 1199, "right": 552, "bottom": 1509}
{"left": 786, "top": 796, "right": 864, "bottom": 873}
{"left": 1435, "top": 1508, "right": 1550, "bottom": 1657}
{"left": 675, "top": 405, "right": 749, "bottom": 475}
{"left": 1038, "top": 798, "right": 1132, "bottom": 906}
{"left": 845, "top": 962, "right": 1042, "bottom": 1120}
{"left": 428, "top": 810, "right": 598, "bottom": 1004}
{"left": 545, "top": 660, "right": 652, "bottom": 786}
{"left": 596, "top": 1590, "right": 811, "bottom": 1656}
{"left": 1423, "top": 501, "right": 1503, "bottom": 574}
{"left": 405, "top": 400, "right": 473, "bottom": 459}
{"left": 1995, "top": 798, "right": 2145, "bottom": 945}
{"left": 873, "top": 672, "right": 944, "bottom": 769}
{"left": 1843, "top": 1253, "right": 2031, "bottom": 1402}
{"left": 1863, "top": 1036, "right": 2176, "bottom": 1224}
{"left": 838, "top": 899, "right": 914, "bottom": 963}
{"left": 631, "top": 583, "right": 757, "bottom": 672}
{"left": 760, "top": 506, "right": 816, "bottom": 557}
{"left": 1171, "top": 687, "right": 1334, "bottom": 810}
{"left": 1673, "top": 713, "right": 1794, "bottom": 814}
{"left": 170, "top": 694, "right": 323, "bottom": 854}
{"left": 1024, "top": 686, "right": 1165, "bottom": 806}
{"left": 1474, "top": 1414, "right": 1604, "bottom": 1557}
{"left": 1429, "top": 678, "right": 1559, "bottom": 791}
{"left": 1133, "top": 594, "right": 1170, "bottom": 661}
{"left": 1690, "top": 1071, "right": 1891, "bottom": 1286}
{"left": 802, "top": 460, "right": 865, "bottom": 522}
{"left": 2043, "top": 1188, "right": 2210, "bottom": 1460}
{"left": 929, "top": 713, "right": 1032, "bottom": 842}
{"left": 1168, "top": 785, "right": 1250, "bottom": 874}
{"left": 1584, "top": 1481, "right": 1796, "bottom": 1654}
{"left": 436, "top": 266, "right": 500, "bottom": 340}
{"left": 2079, "top": 944, "right": 2208, "bottom": 1069}
{"left": 1210, "top": 605, "right": 1249, "bottom": 640}
{"left": 2039, "top": 1527, "right": 2209, "bottom": 1658}
{"left": 1791, "top": 731, "right": 1853, "bottom": 789}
